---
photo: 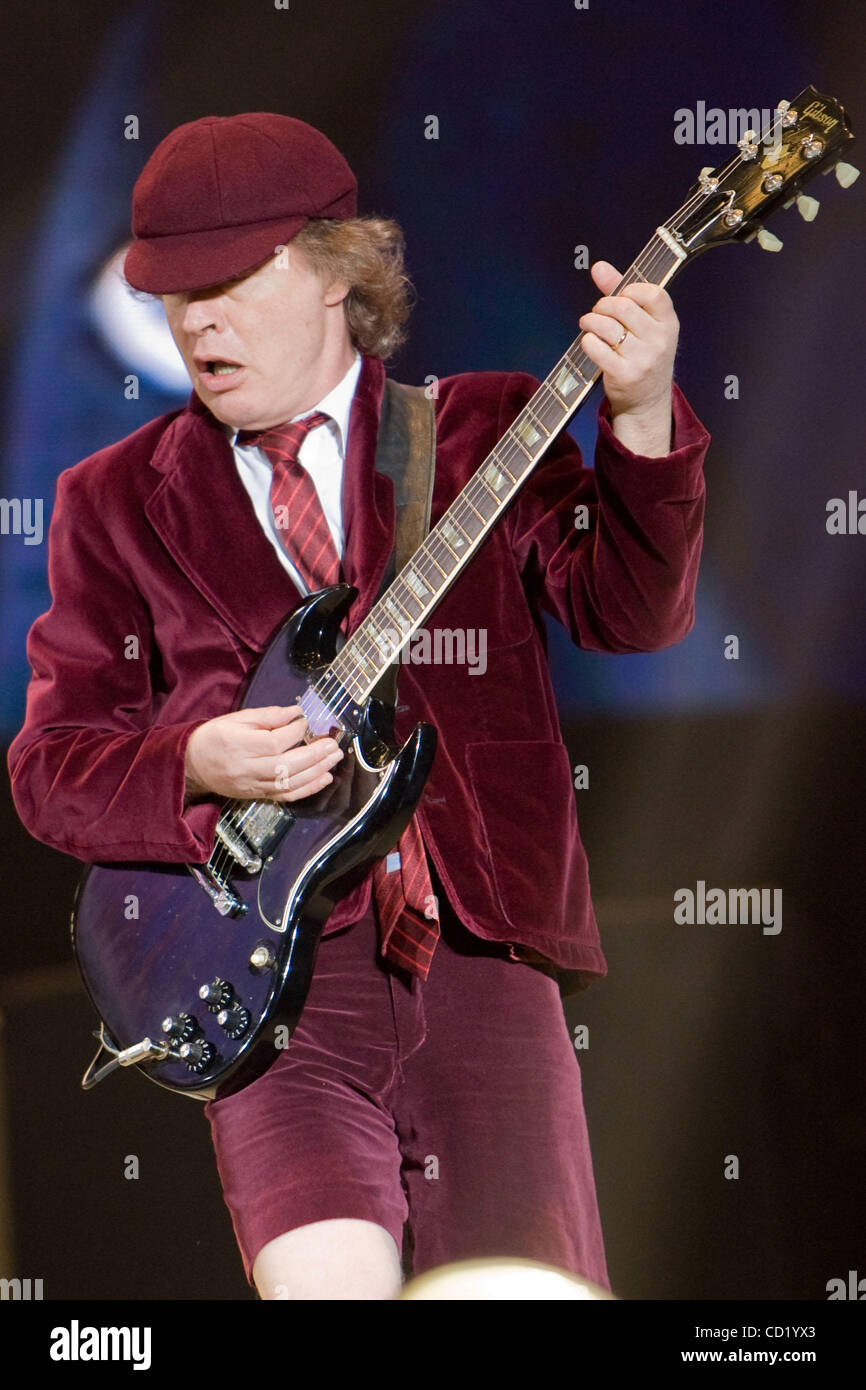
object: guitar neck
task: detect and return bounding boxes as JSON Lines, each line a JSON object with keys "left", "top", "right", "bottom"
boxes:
{"left": 327, "top": 228, "right": 688, "bottom": 705}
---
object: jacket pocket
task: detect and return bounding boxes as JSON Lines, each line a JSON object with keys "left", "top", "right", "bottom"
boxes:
{"left": 465, "top": 739, "right": 587, "bottom": 932}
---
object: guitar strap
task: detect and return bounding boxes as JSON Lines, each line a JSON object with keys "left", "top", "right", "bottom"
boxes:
{"left": 367, "top": 378, "right": 436, "bottom": 706}
{"left": 363, "top": 381, "right": 560, "bottom": 984}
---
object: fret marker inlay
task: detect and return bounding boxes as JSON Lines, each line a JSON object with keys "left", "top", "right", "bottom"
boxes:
{"left": 405, "top": 568, "right": 428, "bottom": 599}
{"left": 441, "top": 517, "right": 466, "bottom": 550}
{"left": 516, "top": 418, "right": 542, "bottom": 449}
{"left": 483, "top": 462, "right": 510, "bottom": 492}
{"left": 553, "top": 364, "right": 583, "bottom": 398}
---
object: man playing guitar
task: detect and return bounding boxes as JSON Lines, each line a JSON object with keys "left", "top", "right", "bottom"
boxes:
{"left": 8, "top": 113, "right": 710, "bottom": 1298}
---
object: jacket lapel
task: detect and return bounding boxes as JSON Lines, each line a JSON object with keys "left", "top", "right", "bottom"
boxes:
{"left": 144, "top": 354, "right": 396, "bottom": 653}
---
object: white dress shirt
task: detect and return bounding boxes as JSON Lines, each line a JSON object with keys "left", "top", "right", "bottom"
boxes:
{"left": 230, "top": 351, "right": 362, "bottom": 595}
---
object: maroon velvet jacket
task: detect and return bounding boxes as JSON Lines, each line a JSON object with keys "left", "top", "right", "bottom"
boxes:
{"left": 7, "top": 354, "right": 710, "bottom": 985}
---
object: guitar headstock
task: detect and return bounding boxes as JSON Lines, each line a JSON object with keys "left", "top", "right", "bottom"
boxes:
{"left": 671, "top": 86, "right": 857, "bottom": 258}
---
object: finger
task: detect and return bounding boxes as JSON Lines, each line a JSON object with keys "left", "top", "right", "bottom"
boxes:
{"left": 589, "top": 260, "right": 623, "bottom": 295}
{"left": 273, "top": 770, "right": 336, "bottom": 803}
{"left": 253, "top": 736, "right": 343, "bottom": 773}
{"left": 236, "top": 704, "right": 307, "bottom": 730}
{"left": 270, "top": 751, "right": 344, "bottom": 798}
{"left": 580, "top": 297, "right": 646, "bottom": 342}
{"left": 581, "top": 330, "right": 630, "bottom": 374}
{"left": 260, "top": 719, "right": 328, "bottom": 757}
{"left": 245, "top": 746, "right": 341, "bottom": 798}
{"left": 579, "top": 313, "right": 637, "bottom": 351}
{"left": 243, "top": 721, "right": 336, "bottom": 758}
{"left": 612, "top": 280, "right": 675, "bottom": 321}
{"left": 246, "top": 768, "right": 334, "bottom": 801}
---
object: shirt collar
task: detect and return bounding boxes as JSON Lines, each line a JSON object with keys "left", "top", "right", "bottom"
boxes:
{"left": 228, "top": 350, "right": 362, "bottom": 455}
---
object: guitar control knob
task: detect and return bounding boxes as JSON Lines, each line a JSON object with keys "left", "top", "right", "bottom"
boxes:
{"left": 249, "top": 944, "right": 276, "bottom": 972}
{"left": 161, "top": 1012, "right": 199, "bottom": 1043}
{"left": 217, "top": 1005, "right": 252, "bottom": 1040}
{"left": 199, "top": 978, "right": 234, "bottom": 1012}
{"left": 178, "top": 1039, "right": 217, "bottom": 1074}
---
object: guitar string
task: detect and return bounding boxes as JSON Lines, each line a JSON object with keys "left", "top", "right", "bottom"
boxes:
{"left": 213, "top": 114, "right": 792, "bottom": 857}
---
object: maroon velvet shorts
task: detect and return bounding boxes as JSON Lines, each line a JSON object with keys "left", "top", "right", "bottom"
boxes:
{"left": 204, "top": 885, "right": 610, "bottom": 1293}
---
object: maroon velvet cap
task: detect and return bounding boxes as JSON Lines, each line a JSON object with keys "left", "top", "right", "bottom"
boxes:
{"left": 123, "top": 112, "right": 357, "bottom": 294}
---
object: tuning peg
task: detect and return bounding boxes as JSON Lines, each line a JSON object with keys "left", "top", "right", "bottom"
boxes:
{"left": 796, "top": 194, "right": 820, "bottom": 221}
{"left": 835, "top": 161, "right": 860, "bottom": 188}
{"left": 699, "top": 165, "right": 715, "bottom": 178}
{"left": 757, "top": 229, "right": 783, "bottom": 252}
{"left": 775, "top": 99, "right": 797, "bottom": 125}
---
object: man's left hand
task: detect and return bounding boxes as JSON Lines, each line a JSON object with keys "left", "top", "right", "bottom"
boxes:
{"left": 579, "top": 260, "right": 679, "bottom": 457}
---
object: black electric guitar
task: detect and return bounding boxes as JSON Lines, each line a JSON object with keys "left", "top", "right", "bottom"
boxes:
{"left": 72, "top": 87, "right": 857, "bottom": 1099}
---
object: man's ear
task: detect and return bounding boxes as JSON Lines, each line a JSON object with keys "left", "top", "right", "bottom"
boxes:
{"left": 323, "top": 276, "right": 351, "bottom": 307}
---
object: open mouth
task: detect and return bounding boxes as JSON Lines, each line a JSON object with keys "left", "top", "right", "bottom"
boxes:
{"left": 195, "top": 357, "right": 247, "bottom": 389}
{"left": 204, "top": 360, "right": 242, "bottom": 376}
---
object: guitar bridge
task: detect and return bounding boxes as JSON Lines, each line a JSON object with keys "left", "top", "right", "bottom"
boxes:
{"left": 187, "top": 864, "right": 245, "bottom": 917}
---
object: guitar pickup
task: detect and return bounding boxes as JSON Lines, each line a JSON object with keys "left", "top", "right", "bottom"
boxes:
{"left": 229, "top": 802, "right": 295, "bottom": 857}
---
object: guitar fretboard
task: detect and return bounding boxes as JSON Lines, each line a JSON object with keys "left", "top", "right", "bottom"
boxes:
{"left": 326, "top": 229, "right": 686, "bottom": 705}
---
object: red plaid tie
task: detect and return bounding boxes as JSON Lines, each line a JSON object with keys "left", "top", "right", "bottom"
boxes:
{"left": 239, "top": 412, "right": 341, "bottom": 590}
{"left": 239, "top": 411, "right": 440, "bottom": 980}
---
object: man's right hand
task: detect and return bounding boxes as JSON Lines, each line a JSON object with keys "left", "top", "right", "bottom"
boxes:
{"left": 184, "top": 704, "right": 344, "bottom": 802}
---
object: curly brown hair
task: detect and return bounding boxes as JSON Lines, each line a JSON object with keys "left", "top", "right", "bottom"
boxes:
{"left": 291, "top": 216, "right": 414, "bottom": 360}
